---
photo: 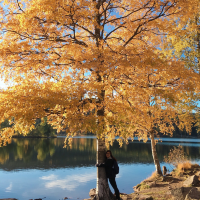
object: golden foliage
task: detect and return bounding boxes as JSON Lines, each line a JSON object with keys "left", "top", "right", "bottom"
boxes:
{"left": 0, "top": 0, "right": 199, "bottom": 146}
{"left": 177, "top": 162, "right": 192, "bottom": 171}
{"left": 173, "top": 162, "right": 199, "bottom": 177}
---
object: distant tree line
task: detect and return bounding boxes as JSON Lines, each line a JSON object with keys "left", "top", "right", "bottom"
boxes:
{"left": 171, "top": 122, "right": 200, "bottom": 138}
{"left": 157, "top": 114, "right": 200, "bottom": 138}
{"left": 0, "top": 116, "right": 199, "bottom": 138}
{"left": 0, "top": 118, "right": 56, "bottom": 137}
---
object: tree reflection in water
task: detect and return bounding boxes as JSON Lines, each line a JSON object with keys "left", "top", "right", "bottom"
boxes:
{"left": 0, "top": 137, "right": 200, "bottom": 171}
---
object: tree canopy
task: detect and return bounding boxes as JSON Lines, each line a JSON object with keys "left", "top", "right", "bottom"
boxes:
{"left": 0, "top": 0, "right": 199, "bottom": 147}
{"left": 161, "top": 1, "right": 200, "bottom": 134}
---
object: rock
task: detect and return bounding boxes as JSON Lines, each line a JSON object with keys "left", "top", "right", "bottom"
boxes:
{"left": 133, "top": 185, "right": 140, "bottom": 192}
{"left": 183, "top": 175, "right": 199, "bottom": 187}
{"left": 185, "top": 188, "right": 200, "bottom": 200}
{"left": 171, "top": 187, "right": 185, "bottom": 200}
{"left": 195, "top": 171, "right": 200, "bottom": 176}
{"left": 64, "top": 197, "right": 68, "bottom": 199}
{"left": 89, "top": 188, "right": 96, "bottom": 197}
{"left": 0, "top": 199, "right": 17, "bottom": 200}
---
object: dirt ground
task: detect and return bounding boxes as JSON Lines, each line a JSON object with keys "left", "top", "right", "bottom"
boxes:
{"left": 120, "top": 173, "right": 200, "bottom": 200}
{"left": 85, "top": 166, "right": 200, "bottom": 200}
{"left": 121, "top": 176, "right": 183, "bottom": 199}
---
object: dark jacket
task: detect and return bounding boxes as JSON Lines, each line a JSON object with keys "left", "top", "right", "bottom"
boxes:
{"left": 99, "top": 158, "right": 115, "bottom": 179}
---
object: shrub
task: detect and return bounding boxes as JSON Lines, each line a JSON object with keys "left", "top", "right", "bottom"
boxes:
{"left": 164, "top": 144, "right": 188, "bottom": 168}
{"left": 145, "top": 171, "right": 158, "bottom": 181}
{"left": 177, "top": 161, "right": 192, "bottom": 171}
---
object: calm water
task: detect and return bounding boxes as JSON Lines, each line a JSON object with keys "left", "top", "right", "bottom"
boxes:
{"left": 1, "top": 136, "right": 200, "bottom": 200}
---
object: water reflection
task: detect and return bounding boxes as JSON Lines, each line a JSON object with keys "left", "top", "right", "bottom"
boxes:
{"left": 1, "top": 137, "right": 200, "bottom": 200}
{"left": 0, "top": 138, "right": 97, "bottom": 170}
{"left": 40, "top": 171, "right": 97, "bottom": 191}
{"left": 5, "top": 182, "right": 12, "bottom": 192}
{"left": 0, "top": 137, "right": 200, "bottom": 171}
{"left": 0, "top": 168, "right": 98, "bottom": 200}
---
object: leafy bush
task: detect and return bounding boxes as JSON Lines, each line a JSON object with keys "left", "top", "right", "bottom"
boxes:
{"left": 164, "top": 144, "right": 188, "bottom": 168}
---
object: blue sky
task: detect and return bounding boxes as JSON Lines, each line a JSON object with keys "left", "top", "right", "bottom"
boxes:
{"left": 0, "top": 79, "right": 8, "bottom": 89}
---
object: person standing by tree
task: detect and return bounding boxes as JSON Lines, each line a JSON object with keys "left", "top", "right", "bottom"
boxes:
{"left": 96, "top": 150, "right": 120, "bottom": 200}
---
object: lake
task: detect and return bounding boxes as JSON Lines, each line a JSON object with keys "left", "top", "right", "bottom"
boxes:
{"left": 1, "top": 136, "right": 200, "bottom": 200}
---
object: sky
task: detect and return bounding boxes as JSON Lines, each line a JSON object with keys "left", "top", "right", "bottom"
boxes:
{"left": 0, "top": 79, "right": 8, "bottom": 89}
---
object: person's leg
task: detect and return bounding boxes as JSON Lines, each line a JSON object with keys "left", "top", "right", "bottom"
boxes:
{"left": 109, "top": 177, "right": 120, "bottom": 200}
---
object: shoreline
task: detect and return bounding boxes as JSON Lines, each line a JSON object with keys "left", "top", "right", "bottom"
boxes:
{"left": 11, "top": 133, "right": 200, "bottom": 140}
{"left": 12, "top": 135, "right": 57, "bottom": 138}
{"left": 84, "top": 163, "right": 200, "bottom": 200}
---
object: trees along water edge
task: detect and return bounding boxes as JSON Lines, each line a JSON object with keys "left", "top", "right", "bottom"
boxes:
{"left": 0, "top": 0, "right": 200, "bottom": 199}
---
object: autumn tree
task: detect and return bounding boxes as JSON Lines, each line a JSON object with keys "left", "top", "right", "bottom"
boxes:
{"left": 0, "top": 0, "right": 200, "bottom": 199}
{"left": 162, "top": 1, "right": 200, "bottom": 135}
{"left": 162, "top": 7, "right": 200, "bottom": 72}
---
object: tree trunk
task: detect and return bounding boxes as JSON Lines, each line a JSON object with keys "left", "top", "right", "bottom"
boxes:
{"left": 95, "top": 138, "right": 115, "bottom": 200}
{"left": 150, "top": 131, "right": 163, "bottom": 175}
{"left": 93, "top": 1, "right": 115, "bottom": 197}
{"left": 94, "top": 87, "right": 114, "bottom": 199}
{"left": 196, "top": 16, "right": 200, "bottom": 74}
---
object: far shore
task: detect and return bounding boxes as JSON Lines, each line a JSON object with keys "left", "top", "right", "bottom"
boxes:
{"left": 11, "top": 134, "right": 200, "bottom": 142}
{"left": 12, "top": 135, "right": 57, "bottom": 138}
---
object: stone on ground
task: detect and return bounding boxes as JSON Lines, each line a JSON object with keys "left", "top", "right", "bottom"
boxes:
{"left": 89, "top": 188, "right": 96, "bottom": 197}
{"left": 183, "top": 175, "right": 199, "bottom": 187}
{"left": 171, "top": 187, "right": 185, "bottom": 200}
{"left": 185, "top": 188, "right": 200, "bottom": 200}
{"left": 0, "top": 199, "right": 17, "bottom": 200}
